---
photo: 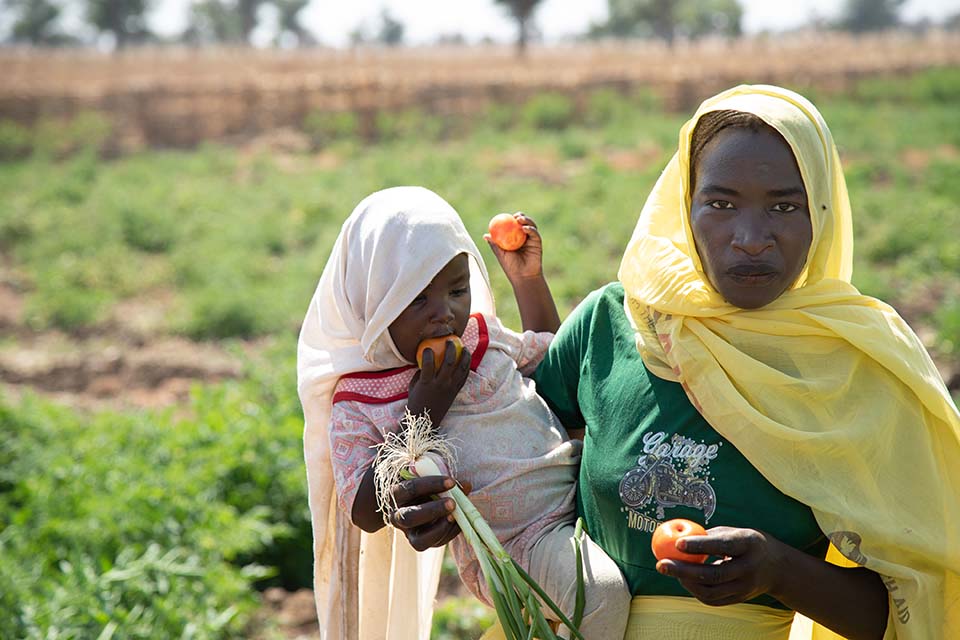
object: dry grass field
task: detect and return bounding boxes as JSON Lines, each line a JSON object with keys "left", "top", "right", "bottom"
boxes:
{"left": 2, "top": 30, "right": 959, "bottom": 148}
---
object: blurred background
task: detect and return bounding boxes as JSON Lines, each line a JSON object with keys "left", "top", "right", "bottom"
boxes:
{"left": 1, "top": 0, "right": 959, "bottom": 638}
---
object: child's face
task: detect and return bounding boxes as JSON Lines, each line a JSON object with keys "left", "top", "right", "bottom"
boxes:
{"left": 690, "top": 126, "right": 813, "bottom": 309}
{"left": 389, "top": 254, "right": 472, "bottom": 363}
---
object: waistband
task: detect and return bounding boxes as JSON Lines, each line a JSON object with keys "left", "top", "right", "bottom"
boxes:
{"left": 624, "top": 595, "right": 795, "bottom": 640}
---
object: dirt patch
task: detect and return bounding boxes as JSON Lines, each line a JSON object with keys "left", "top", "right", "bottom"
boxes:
{"left": 106, "top": 290, "right": 178, "bottom": 339}
{"left": 0, "top": 271, "right": 246, "bottom": 410}
{"left": 251, "top": 571, "right": 474, "bottom": 640}
{"left": 485, "top": 147, "right": 577, "bottom": 186}
{"left": 0, "top": 331, "right": 243, "bottom": 410}
{"left": 602, "top": 144, "right": 663, "bottom": 173}
{"left": 252, "top": 588, "right": 320, "bottom": 640}
{"left": 0, "top": 282, "right": 24, "bottom": 332}
{"left": 901, "top": 144, "right": 959, "bottom": 173}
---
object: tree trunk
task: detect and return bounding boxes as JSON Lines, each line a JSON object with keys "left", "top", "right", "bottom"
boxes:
{"left": 516, "top": 16, "right": 528, "bottom": 57}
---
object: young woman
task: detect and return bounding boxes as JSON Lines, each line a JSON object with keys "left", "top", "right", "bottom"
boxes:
{"left": 394, "top": 86, "right": 960, "bottom": 640}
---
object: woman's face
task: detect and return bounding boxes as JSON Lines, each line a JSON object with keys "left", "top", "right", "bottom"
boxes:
{"left": 690, "top": 125, "right": 813, "bottom": 309}
{"left": 388, "top": 253, "right": 472, "bottom": 363}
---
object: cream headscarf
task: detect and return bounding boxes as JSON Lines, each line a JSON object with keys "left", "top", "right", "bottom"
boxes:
{"left": 619, "top": 85, "right": 960, "bottom": 639}
{"left": 297, "top": 186, "right": 496, "bottom": 640}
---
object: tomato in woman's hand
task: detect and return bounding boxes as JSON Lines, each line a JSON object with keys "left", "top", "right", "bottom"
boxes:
{"left": 652, "top": 518, "right": 708, "bottom": 563}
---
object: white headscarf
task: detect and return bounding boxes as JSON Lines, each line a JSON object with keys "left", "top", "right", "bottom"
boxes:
{"left": 297, "top": 186, "right": 496, "bottom": 640}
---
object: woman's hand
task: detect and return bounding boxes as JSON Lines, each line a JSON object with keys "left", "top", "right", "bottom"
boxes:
{"left": 656, "top": 526, "right": 786, "bottom": 606}
{"left": 485, "top": 213, "right": 545, "bottom": 285}
{"left": 406, "top": 342, "right": 471, "bottom": 427}
{"left": 389, "top": 475, "right": 473, "bottom": 551}
{"left": 657, "top": 526, "right": 889, "bottom": 639}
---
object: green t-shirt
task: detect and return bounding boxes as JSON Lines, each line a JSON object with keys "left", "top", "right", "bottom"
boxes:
{"left": 533, "top": 283, "right": 828, "bottom": 609}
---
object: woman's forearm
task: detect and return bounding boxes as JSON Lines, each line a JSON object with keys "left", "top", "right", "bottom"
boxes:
{"left": 351, "top": 467, "right": 387, "bottom": 533}
{"left": 510, "top": 274, "right": 560, "bottom": 334}
{"left": 771, "top": 542, "right": 888, "bottom": 639}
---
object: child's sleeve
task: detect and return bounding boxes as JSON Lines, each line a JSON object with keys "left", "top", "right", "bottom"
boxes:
{"left": 484, "top": 314, "right": 553, "bottom": 376}
{"left": 328, "top": 401, "right": 383, "bottom": 516}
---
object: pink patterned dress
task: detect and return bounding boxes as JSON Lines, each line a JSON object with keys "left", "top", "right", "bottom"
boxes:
{"left": 328, "top": 313, "right": 581, "bottom": 602}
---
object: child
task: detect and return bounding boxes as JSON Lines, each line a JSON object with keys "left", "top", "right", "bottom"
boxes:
{"left": 298, "top": 186, "right": 630, "bottom": 640}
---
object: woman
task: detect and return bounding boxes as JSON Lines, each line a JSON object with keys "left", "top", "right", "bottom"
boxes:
{"left": 391, "top": 85, "right": 960, "bottom": 639}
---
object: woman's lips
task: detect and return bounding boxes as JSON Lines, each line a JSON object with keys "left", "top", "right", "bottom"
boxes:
{"left": 726, "top": 264, "right": 778, "bottom": 285}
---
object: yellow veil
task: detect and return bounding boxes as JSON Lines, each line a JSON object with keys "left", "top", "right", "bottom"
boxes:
{"left": 618, "top": 85, "right": 960, "bottom": 639}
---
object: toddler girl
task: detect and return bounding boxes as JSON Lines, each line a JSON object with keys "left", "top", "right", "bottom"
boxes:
{"left": 298, "top": 186, "right": 629, "bottom": 640}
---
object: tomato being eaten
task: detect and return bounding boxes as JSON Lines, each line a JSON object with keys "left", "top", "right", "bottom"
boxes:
{"left": 651, "top": 518, "right": 708, "bottom": 563}
{"left": 416, "top": 335, "right": 464, "bottom": 369}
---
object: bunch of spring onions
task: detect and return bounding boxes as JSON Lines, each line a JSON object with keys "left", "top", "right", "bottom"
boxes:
{"left": 375, "top": 410, "right": 585, "bottom": 640}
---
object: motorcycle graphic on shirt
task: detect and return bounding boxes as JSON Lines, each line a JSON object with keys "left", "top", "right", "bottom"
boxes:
{"left": 618, "top": 431, "right": 719, "bottom": 523}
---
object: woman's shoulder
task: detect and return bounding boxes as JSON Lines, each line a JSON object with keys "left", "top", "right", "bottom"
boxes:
{"left": 563, "top": 282, "right": 629, "bottom": 335}
{"left": 573, "top": 282, "right": 625, "bottom": 315}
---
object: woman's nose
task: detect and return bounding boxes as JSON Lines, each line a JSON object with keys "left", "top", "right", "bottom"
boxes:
{"left": 731, "top": 214, "right": 775, "bottom": 256}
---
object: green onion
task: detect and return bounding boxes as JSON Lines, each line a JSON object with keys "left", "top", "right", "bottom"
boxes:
{"left": 375, "top": 411, "right": 585, "bottom": 640}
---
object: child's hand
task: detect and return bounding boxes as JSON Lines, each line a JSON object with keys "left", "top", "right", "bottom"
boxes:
{"left": 484, "top": 212, "right": 545, "bottom": 285}
{"left": 406, "top": 340, "right": 472, "bottom": 428}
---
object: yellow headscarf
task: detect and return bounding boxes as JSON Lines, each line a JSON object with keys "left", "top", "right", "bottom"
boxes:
{"left": 618, "top": 85, "right": 960, "bottom": 639}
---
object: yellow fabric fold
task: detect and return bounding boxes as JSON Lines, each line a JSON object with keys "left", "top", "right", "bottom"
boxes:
{"left": 618, "top": 84, "right": 960, "bottom": 639}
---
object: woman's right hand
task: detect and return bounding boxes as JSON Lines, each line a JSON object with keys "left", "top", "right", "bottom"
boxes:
{"left": 389, "top": 474, "right": 464, "bottom": 551}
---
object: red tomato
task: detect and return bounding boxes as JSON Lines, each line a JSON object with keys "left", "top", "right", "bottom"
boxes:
{"left": 416, "top": 335, "right": 463, "bottom": 369}
{"left": 488, "top": 213, "right": 527, "bottom": 251}
{"left": 651, "top": 518, "right": 708, "bottom": 563}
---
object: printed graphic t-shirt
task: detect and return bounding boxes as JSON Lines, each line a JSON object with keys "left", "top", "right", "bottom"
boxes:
{"left": 532, "top": 283, "right": 829, "bottom": 609}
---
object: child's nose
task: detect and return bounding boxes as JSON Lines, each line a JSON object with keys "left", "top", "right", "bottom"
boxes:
{"left": 426, "top": 299, "right": 455, "bottom": 324}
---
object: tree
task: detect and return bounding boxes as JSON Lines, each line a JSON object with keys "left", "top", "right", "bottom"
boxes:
{"left": 181, "top": 0, "right": 273, "bottom": 46}
{"left": 236, "top": 0, "right": 263, "bottom": 44}
{"left": 181, "top": 0, "right": 243, "bottom": 44}
{"left": 350, "top": 9, "right": 405, "bottom": 47}
{"left": 493, "top": 0, "right": 544, "bottom": 56}
{"left": 275, "top": 0, "right": 314, "bottom": 46}
{"left": 6, "top": 0, "right": 70, "bottom": 45}
{"left": 375, "top": 8, "right": 404, "bottom": 46}
{"left": 946, "top": 11, "right": 960, "bottom": 30}
{"left": 86, "top": 0, "right": 151, "bottom": 48}
{"left": 837, "top": 0, "right": 904, "bottom": 33}
{"left": 589, "top": 0, "right": 742, "bottom": 44}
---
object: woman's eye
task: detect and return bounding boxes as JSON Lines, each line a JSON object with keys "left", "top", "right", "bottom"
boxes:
{"left": 772, "top": 203, "right": 799, "bottom": 213}
{"left": 708, "top": 200, "right": 734, "bottom": 209}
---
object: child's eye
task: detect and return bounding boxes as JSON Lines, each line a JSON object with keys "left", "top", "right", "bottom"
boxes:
{"left": 708, "top": 200, "right": 734, "bottom": 210}
{"left": 451, "top": 288, "right": 469, "bottom": 297}
{"left": 772, "top": 203, "right": 799, "bottom": 213}
{"left": 411, "top": 294, "right": 427, "bottom": 305}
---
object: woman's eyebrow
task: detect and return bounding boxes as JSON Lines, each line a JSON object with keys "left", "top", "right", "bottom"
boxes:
{"left": 698, "top": 184, "right": 739, "bottom": 196}
{"left": 767, "top": 187, "right": 806, "bottom": 198}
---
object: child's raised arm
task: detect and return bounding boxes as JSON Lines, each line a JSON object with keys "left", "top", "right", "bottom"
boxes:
{"left": 485, "top": 212, "right": 560, "bottom": 334}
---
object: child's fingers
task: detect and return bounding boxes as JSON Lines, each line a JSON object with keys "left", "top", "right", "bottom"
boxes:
{"left": 483, "top": 235, "right": 506, "bottom": 257}
{"left": 455, "top": 346, "right": 471, "bottom": 380}
{"left": 419, "top": 349, "right": 436, "bottom": 380}
{"left": 521, "top": 224, "right": 541, "bottom": 240}
{"left": 515, "top": 212, "right": 537, "bottom": 229}
{"left": 442, "top": 340, "right": 460, "bottom": 368}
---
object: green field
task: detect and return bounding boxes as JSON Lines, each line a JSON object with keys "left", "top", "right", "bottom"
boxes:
{"left": 1, "top": 69, "right": 959, "bottom": 638}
